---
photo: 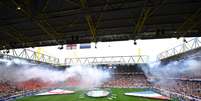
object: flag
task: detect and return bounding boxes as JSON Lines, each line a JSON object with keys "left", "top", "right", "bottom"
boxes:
{"left": 36, "top": 89, "right": 75, "bottom": 96}
{"left": 80, "top": 43, "right": 91, "bottom": 49}
{"left": 66, "top": 44, "right": 77, "bottom": 50}
{"left": 125, "top": 91, "right": 170, "bottom": 100}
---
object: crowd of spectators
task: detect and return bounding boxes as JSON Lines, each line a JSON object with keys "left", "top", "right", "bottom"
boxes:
{"left": 154, "top": 79, "right": 201, "bottom": 100}
{"left": 0, "top": 79, "right": 47, "bottom": 100}
{"left": 102, "top": 65, "right": 201, "bottom": 100}
{"left": 0, "top": 82, "right": 20, "bottom": 99}
{"left": 101, "top": 72, "right": 201, "bottom": 100}
{"left": 0, "top": 64, "right": 200, "bottom": 101}
{"left": 102, "top": 73, "right": 150, "bottom": 88}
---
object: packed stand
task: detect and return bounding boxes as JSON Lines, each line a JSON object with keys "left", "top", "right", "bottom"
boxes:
{"left": 0, "top": 79, "right": 48, "bottom": 100}
{"left": 154, "top": 79, "right": 201, "bottom": 100}
{"left": 102, "top": 64, "right": 150, "bottom": 88}
{"left": 102, "top": 73, "right": 150, "bottom": 88}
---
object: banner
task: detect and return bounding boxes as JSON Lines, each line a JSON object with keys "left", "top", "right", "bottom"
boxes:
{"left": 80, "top": 43, "right": 91, "bottom": 49}
{"left": 66, "top": 44, "right": 77, "bottom": 50}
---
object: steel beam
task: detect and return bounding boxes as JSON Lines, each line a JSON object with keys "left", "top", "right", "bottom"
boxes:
{"left": 177, "top": 8, "right": 201, "bottom": 33}
{"left": 1, "top": 26, "right": 30, "bottom": 42}
{"left": 158, "top": 38, "right": 201, "bottom": 60}
{"left": 65, "top": 55, "right": 149, "bottom": 65}
{"left": 80, "top": 0, "right": 97, "bottom": 42}
{"left": 94, "top": 1, "right": 109, "bottom": 29}
{"left": 64, "top": 0, "right": 99, "bottom": 41}
{"left": 0, "top": 1, "right": 35, "bottom": 48}
{"left": 10, "top": 0, "right": 61, "bottom": 44}
{"left": 0, "top": 48, "right": 60, "bottom": 66}
{"left": 0, "top": 1, "right": 198, "bottom": 27}
{"left": 64, "top": 0, "right": 80, "bottom": 7}
{"left": 41, "top": 0, "right": 49, "bottom": 12}
{"left": 134, "top": 0, "right": 166, "bottom": 34}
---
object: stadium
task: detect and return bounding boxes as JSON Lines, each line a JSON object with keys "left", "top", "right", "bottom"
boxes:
{"left": 0, "top": 0, "right": 201, "bottom": 101}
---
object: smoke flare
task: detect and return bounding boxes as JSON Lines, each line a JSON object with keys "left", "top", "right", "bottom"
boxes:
{"left": 141, "top": 57, "right": 201, "bottom": 86}
{"left": 0, "top": 58, "right": 111, "bottom": 89}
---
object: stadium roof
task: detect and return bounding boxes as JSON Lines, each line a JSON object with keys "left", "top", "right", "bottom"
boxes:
{"left": 0, "top": 0, "right": 201, "bottom": 49}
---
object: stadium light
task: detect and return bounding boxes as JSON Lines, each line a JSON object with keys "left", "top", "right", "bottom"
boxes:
{"left": 17, "top": 6, "right": 21, "bottom": 10}
{"left": 6, "top": 50, "right": 9, "bottom": 54}
{"left": 95, "top": 42, "right": 97, "bottom": 49}
{"left": 183, "top": 38, "right": 188, "bottom": 43}
{"left": 3, "top": 50, "right": 10, "bottom": 54}
{"left": 58, "top": 45, "right": 63, "bottom": 50}
{"left": 133, "top": 40, "right": 137, "bottom": 45}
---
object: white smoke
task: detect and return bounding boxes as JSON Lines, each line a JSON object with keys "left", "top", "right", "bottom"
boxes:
{"left": 65, "top": 66, "right": 110, "bottom": 89}
{"left": 0, "top": 58, "right": 111, "bottom": 89}
{"left": 142, "top": 57, "right": 201, "bottom": 86}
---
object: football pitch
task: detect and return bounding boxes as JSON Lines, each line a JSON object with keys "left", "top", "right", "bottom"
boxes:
{"left": 16, "top": 88, "right": 173, "bottom": 101}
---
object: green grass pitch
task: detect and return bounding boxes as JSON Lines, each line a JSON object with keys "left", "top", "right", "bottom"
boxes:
{"left": 16, "top": 88, "right": 170, "bottom": 101}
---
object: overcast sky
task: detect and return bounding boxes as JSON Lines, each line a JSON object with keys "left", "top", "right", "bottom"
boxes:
{"left": 25, "top": 37, "right": 200, "bottom": 64}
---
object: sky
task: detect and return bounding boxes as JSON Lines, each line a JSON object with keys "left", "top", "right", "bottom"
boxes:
{"left": 24, "top": 37, "right": 200, "bottom": 64}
